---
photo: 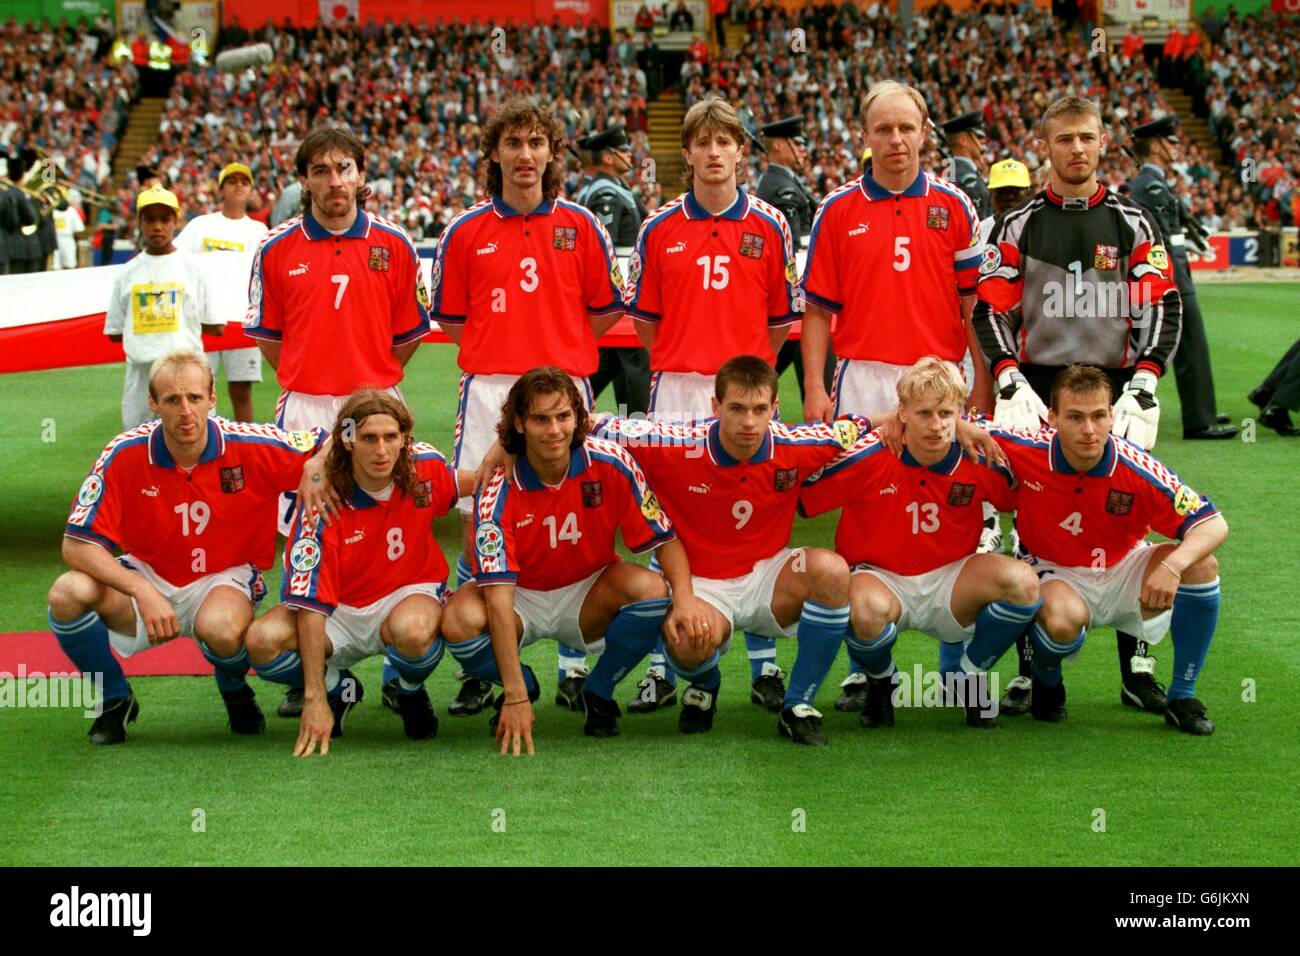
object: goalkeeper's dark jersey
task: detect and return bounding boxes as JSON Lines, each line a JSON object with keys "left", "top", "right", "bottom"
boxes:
{"left": 972, "top": 184, "right": 1182, "bottom": 379}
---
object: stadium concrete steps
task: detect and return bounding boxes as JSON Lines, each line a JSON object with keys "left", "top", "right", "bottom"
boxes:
{"left": 1161, "top": 89, "right": 1231, "bottom": 177}
{"left": 112, "top": 97, "right": 167, "bottom": 189}
{"left": 648, "top": 88, "right": 686, "bottom": 191}
{"left": 722, "top": 18, "right": 747, "bottom": 53}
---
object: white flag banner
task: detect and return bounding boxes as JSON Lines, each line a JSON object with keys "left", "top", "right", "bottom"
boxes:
{"left": 319, "top": 0, "right": 360, "bottom": 25}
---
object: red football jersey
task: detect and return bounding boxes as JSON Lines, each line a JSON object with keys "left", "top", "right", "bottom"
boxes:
{"left": 802, "top": 170, "right": 981, "bottom": 364}
{"left": 472, "top": 436, "right": 675, "bottom": 591}
{"left": 799, "top": 433, "right": 1017, "bottom": 574}
{"left": 65, "top": 419, "right": 322, "bottom": 586}
{"left": 625, "top": 190, "right": 798, "bottom": 373}
{"left": 989, "top": 426, "right": 1219, "bottom": 567}
{"left": 281, "top": 444, "right": 459, "bottom": 614}
{"left": 430, "top": 196, "right": 624, "bottom": 376}
{"left": 244, "top": 209, "right": 431, "bottom": 395}
{"left": 592, "top": 414, "right": 867, "bottom": 578}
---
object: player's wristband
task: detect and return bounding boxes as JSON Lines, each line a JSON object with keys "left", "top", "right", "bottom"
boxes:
{"left": 1159, "top": 560, "right": 1182, "bottom": 581}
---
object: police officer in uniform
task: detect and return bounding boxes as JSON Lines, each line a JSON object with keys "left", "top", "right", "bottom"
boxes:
{"left": 1127, "top": 115, "right": 1236, "bottom": 439}
{"left": 938, "top": 110, "right": 992, "bottom": 220}
{"left": 576, "top": 125, "right": 651, "bottom": 414}
{"left": 754, "top": 115, "right": 833, "bottom": 398}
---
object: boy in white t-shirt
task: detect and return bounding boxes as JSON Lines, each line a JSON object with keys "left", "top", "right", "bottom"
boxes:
{"left": 105, "top": 185, "right": 221, "bottom": 429}
{"left": 51, "top": 198, "right": 85, "bottom": 270}
{"left": 176, "top": 162, "right": 268, "bottom": 421}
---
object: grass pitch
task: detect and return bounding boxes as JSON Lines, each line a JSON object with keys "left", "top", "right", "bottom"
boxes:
{"left": 1, "top": 284, "right": 1298, "bottom": 866}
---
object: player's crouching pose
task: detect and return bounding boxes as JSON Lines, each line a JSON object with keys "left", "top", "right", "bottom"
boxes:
{"left": 595, "top": 356, "right": 873, "bottom": 747}
{"left": 441, "top": 368, "right": 698, "bottom": 755}
{"left": 49, "top": 350, "right": 326, "bottom": 744}
{"left": 245, "top": 391, "right": 473, "bottom": 755}
{"left": 987, "top": 365, "right": 1227, "bottom": 734}
{"left": 799, "top": 358, "right": 1041, "bottom": 729}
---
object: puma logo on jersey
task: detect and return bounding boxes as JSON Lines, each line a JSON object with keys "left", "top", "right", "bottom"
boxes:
{"left": 139, "top": 485, "right": 159, "bottom": 497}
{"left": 879, "top": 483, "right": 899, "bottom": 496}
{"left": 288, "top": 262, "right": 310, "bottom": 276}
{"left": 848, "top": 223, "right": 870, "bottom": 237}
{"left": 345, "top": 530, "right": 365, "bottom": 545}
{"left": 1024, "top": 480, "right": 1045, "bottom": 492}
{"left": 665, "top": 241, "right": 688, "bottom": 255}
{"left": 476, "top": 242, "right": 498, "bottom": 256}
{"left": 516, "top": 513, "right": 535, "bottom": 528}
{"left": 688, "top": 483, "right": 711, "bottom": 495}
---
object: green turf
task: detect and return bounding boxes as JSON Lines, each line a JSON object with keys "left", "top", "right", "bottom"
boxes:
{"left": 2, "top": 285, "right": 1298, "bottom": 866}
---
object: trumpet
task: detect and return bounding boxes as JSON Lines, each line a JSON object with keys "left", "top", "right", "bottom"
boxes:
{"left": 20, "top": 157, "right": 115, "bottom": 207}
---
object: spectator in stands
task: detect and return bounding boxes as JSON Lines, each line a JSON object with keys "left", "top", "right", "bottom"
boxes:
{"left": 670, "top": 2, "right": 695, "bottom": 33}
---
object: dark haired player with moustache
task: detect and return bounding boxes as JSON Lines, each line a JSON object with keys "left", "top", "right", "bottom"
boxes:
{"left": 440, "top": 368, "right": 696, "bottom": 755}
{"left": 245, "top": 391, "right": 477, "bottom": 754}
{"left": 973, "top": 95, "right": 1185, "bottom": 717}
{"left": 244, "top": 124, "right": 431, "bottom": 718}
{"left": 981, "top": 366, "right": 1226, "bottom": 735}
{"left": 49, "top": 350, "right": 327, "bottom": 745}
{"left": 431, "top": 97, "right": 626, "bottom": 716}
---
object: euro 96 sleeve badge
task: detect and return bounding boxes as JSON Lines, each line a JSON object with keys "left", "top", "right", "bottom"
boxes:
{"left": 476, "top": 521, "right": 504, "bottom": 558}
{"left": 289, "top": 539, "right": 321, "bottom": 573}
{"left": 1173, "top": 484, "right": 1204, "bottom": 517}
{"left": 77, "top": 474, "right": 103, "bottom": 507}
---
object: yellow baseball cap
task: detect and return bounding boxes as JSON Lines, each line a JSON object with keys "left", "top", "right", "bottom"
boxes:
{"left": 988, "top": 159, "right": 1031, "bottom": 190}
{"left": 218, "top": 162, "right": 253, "bottom": 186}
{"left": 136, "top": 183, "right": 180, "bottom": 214}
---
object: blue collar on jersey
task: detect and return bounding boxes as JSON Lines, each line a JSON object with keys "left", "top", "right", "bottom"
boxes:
{"left": 900, "top": 442, "right": 962, "bottom": 475}
{"left": 1050, "top": 434, "right": 1117, "bottom": 477}
{"left": 683, "top": 189, "right": 748, "bottom": 221}
{"left": 514, "top": 443, "right": 592, "bottom": 490}
{"left": 707, "top": 419, "right": 773, "bottom": 467}
{"left": 1140, "top": 162, "right": 1168, "bottom": 181}
{"left": 860, "top": 165, "right": 927, "bottom": 201}
{"left": 347, "top": 483, "right": 385, "bottom": 510}
{"left": 149, "top": 419, "right": 224, "bottom": 469}
{"left": 301, "top": 207, "right": 371, "bottom": 241}
{"left": 491, "top": 195, "right": 555, "bottom": 218}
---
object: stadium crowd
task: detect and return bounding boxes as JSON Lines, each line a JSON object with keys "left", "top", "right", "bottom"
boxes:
{"left": 1, "top": 3, "right": 1298, "bottom": 266}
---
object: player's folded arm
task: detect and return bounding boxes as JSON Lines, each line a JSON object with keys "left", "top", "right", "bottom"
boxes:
{"left": 283, "top": 596, "right": 335, "bottom": 617}
{"left": 63, "top": 525, "right": 119, "bottom": 553}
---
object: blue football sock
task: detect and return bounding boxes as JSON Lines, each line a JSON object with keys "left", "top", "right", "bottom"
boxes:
{"left": 197, "top": 640, "right": 252, "bottom": 694}
{"left": 1168, "top": 580, "right": 1220, "bottom": 700}
{"left": 745, "top": 632, "right": 779, "bottom": 682}
{"left": 784, "top": 600, "right": 851, "bottom": 709}
{"left": 649, "top": 637, "right": 677, "bottom": 687}
{"left": 1029, "top": 622, "right": 1086, "bottom": 687}
{"left": 964, "top": 597, "right": 1043, "bottom": 673}
{"left": 48, "top": 609, "right": 129, "bottom": 701}
{"left": 447, "top": 633, "right": 538, "bottom": 696}
{"left": 842, "top": 621, "right": 898, "bottom": 679}
{"left": 385, "top": 639, "right": 445, "bottom": 694}
{"left": 455, "top": 552, "right": 474, "bottom": 589}
{"left": 381, "top": 660, "right": 399, "bottom": 687}
{"left": 667, "top": 648, "right": 721, "bottom": 692}
{"left": 252, "top": 650, "right": 303, "bottom": 687}
{"left": 586, "top": 598, "right": 670, "bottom": 700}
{"left": 557, "top": 643, "right": 588, "bottom": 682}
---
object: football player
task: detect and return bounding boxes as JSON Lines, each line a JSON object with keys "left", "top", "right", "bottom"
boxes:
{"left": 984, "top": 365, "right": 1226, "bottom": 734}
{"left": 440, "top": 367, "right": 700, "bottom": 756}
{"left": 49, "top": 350, "right": 326, "bottom": 745}
{"left": 245, "top": 391, "right": 475, "bottom": 754}
{"left": 799, "top": 357, "right": 1042, "bottom": 729}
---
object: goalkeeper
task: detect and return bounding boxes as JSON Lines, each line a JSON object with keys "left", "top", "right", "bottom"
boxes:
{"left": 971, "top": 95, "right": 1183, "bottom": 717}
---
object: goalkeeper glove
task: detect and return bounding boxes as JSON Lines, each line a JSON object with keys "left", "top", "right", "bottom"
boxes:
{"left": 1112, "top": 369, "right": 1160, "bottom": 450}
{"left": 993, "top": 367, "right": 1049, "bottom": 432}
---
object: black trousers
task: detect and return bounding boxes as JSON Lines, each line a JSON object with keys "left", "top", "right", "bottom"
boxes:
{"left": 590, "top": 346, "right": 651, "bottom": 415}
{"left": 775, "top": 340, "right": 836, "bottom": 402}
{"left": 1169, "top": 265, "right": 1220, "bottom": 431}
{"left": 1259, "top": 338, "right": 1300, "bottom": 411}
